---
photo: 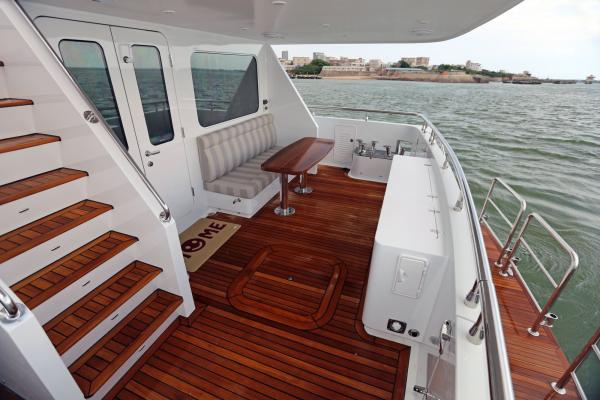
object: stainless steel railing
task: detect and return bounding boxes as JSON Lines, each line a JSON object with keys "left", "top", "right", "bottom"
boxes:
{"left": 14, "top": 2, "right": 171, "bottom": 223}
{"left": 499, "top": 213, "right": 579, "bottom": 336}
{"left": 551, "top": 326, "right": 599, "bottom": 395}
{"left": 309, "top": 105, "right": 515, "bottom": 400}
{"left": 479, "top": 178, "right": 527, "bottom": 271}
{"left": 0, "top": 287, "right": 20, "bottom": 320}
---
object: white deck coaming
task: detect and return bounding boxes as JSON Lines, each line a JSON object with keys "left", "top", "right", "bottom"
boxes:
{"left": 24, "top": 0, "right": 524, "bottom": 44}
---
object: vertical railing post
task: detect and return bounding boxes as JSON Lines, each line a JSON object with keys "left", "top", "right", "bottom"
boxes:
{"left": 499, "top": 215, "right": 530, "bottom": 277}
{"left": 550, "top": 326, "right": 600, "bottom": 395}
{"left": 528, "top": 266, "right": 577, "bottom": 336}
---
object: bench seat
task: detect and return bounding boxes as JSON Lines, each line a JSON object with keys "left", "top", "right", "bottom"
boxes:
{"left": 204, "top": 146, "right": 281, "bottom": 199}
{"left": 197, "top": 113, "right": 284, "bottom": 217}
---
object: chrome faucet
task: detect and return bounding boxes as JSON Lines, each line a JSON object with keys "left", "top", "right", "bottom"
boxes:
{"left": 356, "top": 139, "right": 367, "bottom": 155}
{"left": 384, "top": 145, "right": 392, "bottom": 157}
{"left": 370, "top": 140, "right": 378, "bottom": 159}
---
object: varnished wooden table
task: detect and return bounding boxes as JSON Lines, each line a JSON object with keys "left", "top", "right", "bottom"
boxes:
{"left": 262, "top": 137, "right": 334, "bottom": 216}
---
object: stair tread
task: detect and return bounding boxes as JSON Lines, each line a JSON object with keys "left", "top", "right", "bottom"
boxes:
{"left": 69, "top": 289, "right": 182, "bottom": 398}
{"left": 11, "top": 231, "right": 138, "bottom": 310}
{"left": 0, "top": 98, "right": 33, "bottom": 108}
{"left": 44, "top": 261, "right": 161, "bottom": 355}
{"left": 0, "top": 133, "right": 60, "bottom": 154}
{"left": 0, "top": 200, "right": 113, "bottom": 264}
{"left": 0, "top": 168, "right": 88, "bottom": 206}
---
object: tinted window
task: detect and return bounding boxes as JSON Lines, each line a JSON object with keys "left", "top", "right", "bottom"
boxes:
{"left": 191, "top": 52, "right": 259, "bottom": 127}
{"left": 131, "top": 45, "right": 174, "bottom": 145}
{"left": 59, "top": 40, "right": 128, "bottom": 149}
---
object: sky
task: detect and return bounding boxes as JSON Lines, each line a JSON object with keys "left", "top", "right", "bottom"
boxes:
{"left": 273, "top": 0, "right": 600, "bottom": 79}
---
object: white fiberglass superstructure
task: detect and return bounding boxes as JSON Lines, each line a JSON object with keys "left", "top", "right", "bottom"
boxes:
{"left": 0, "top": 1, "right": 594, "bottom": 400}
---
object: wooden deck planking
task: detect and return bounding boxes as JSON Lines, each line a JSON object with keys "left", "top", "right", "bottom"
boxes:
{"left": 110, "top": 166, "right": 411, "bottom": 400}
{"left": 482, "top": 226, "right": 580, "bottom": 400}
{"left": 0, "top": 133, "right": 60, "bottom": 154}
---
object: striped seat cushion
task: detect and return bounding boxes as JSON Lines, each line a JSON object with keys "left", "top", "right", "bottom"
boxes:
{"left": 197, "top": 114, "right": 277, "bottom": 183}
{"left": 204, "top": 147, "right": 281, "bottom": 199}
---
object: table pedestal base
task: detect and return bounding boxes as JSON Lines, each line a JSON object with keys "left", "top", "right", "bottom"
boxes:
{"left": 294, "top": 172, "right": 313, "bottom": 195}
{"left": 275, "top": 173, "right": 295, "bottom": 216}
{"left": 294, "top": 186, "right": 313, "bottom": 194}
{"left": 274, "top": 206, "right": 295, "bottom": 216}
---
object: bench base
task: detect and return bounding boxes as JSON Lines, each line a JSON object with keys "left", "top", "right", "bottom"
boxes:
{"left": 206, "top": 175, "right": 294, "bottom": 218}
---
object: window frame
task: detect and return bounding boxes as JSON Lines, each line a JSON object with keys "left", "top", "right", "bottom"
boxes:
{"left": 190, "top": 51, "right": 261, "bottom": 128}
{"left": 58, "top": 39, "right": 129, "bottom": 150}
{"left": 131, "top": 44, "right": 175, "bottom": 146}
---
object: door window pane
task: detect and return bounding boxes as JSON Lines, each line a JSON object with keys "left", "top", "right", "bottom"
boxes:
{"left": 191, "top": 53, "right": 259, "bottom": 127}
{"left": 59, "top": 40, "right": 128, "bottom": 149}
{"left": 131, "top": 45, "right": 174, "bottom": 145}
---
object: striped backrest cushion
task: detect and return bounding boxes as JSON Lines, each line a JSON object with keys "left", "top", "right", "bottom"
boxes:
{"left": 197, "top": 114, "right": 276, "bottom": 182}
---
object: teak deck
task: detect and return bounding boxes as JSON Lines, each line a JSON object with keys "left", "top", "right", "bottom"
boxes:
{"left": 110, "top": 166, "right": 411, "bottom": 400}
{"left": 482, "top": 226, "right": 580, "bottom": 400}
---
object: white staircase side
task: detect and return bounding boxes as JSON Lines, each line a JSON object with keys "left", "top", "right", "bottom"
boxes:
{"left": 0, "top": 282, "right": 82, "bottom": 400}
{"left": 0, "top": 209, "right": 112, "bottom": 286}
{"left": 0, "top": 62, "right": 7, "bottom": 98}
{"left": 0, "top": 106, "right": 36, "bottom": 138}
{"left": 0, "top": 178, "right": 86, "bottom": 235}
{"left": 0, "top": 140, "right": 62, "bottom": 186}
{"left": 31, "top": 243, "right": 138, "bottom": 325}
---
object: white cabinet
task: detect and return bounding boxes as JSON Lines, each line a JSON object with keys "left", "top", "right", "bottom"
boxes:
{"left": 362, "top": 155, "right": 449, "bottom": 345}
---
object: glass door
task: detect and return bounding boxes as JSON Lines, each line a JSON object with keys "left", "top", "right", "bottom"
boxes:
{"left": 35, "top": 18, "right": 194, "bottom": 220}
{"left": 110, "top": 27, "right": 193, "bottom": 220}
{"left": 35, "top": 18, "right": 143, "bottom": 167}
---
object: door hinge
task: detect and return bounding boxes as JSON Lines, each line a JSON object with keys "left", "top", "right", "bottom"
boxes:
{"left": 181, "top": 127, "right": 186, "bottom": 138}
{"left": 169, "top": 54, "right": 174, "bottom": 68}
{"left": 191, "top": 187, "right": 195, "bottom": 196}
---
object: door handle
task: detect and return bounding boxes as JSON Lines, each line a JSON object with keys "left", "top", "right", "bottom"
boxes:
{"left": 145, "top": 150, "right": 160, "bottom": 157}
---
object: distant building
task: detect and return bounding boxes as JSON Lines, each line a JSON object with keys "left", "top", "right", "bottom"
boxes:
{"left": 347, "top": 58, "right": 366, "bottom": 67}
{"left": 292, "top": 56, "right": 311, "bottom": 66}
{"left": 368, "top": 59, "right": 384, "bottom": 71}
{"left": 415, "top": 57, "right": 429, "bottom": 67}
{"left": 326, "top": 56, "right": 340, "bottom": 66}
{"left": 281, "top": 50, "right": 288, "bottom": 60}
{"left": 401, "top": 57, "right": 429, "bottom": 67}
{"left": 313, "top": 52, "right": 326, "bottom": 61}
{"left": 466, "top": 60, "right": 482, "bottom": 72}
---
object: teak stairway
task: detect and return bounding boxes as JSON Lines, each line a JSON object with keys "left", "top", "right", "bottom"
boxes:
{"left": 0, "top": 74, "right": 182, "bottom": 398}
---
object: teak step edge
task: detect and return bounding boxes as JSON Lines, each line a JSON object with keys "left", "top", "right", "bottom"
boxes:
{"left": 0, "top": 133, "right": 61, "bottom": 154}
{"left": 69, "top": 289, "right": 182, "bottom": 398}
{"left": 11, "top": 231, "right": 138, "bottom": 309}
{"left": 44, "top": 261, "right": 162, "bottom": 355}
{"left": 0, "top": 168, "right": 88, "bottom": 206}
{"left": 0, "top": 200, "right": 113, "bottom": 264}
{"left": 0, "top": 98, "right": 34, "bottom": 108}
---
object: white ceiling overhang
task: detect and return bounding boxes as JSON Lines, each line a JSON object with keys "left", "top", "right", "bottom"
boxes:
{"left": 26, "top": 0, "right": 524, "bottom": 43}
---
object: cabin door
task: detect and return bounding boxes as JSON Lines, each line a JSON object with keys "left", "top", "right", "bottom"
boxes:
{"left": 35, "top": 18, "right": 194, "bottom": 220}
{"left": 109, "top": 27, "right": 193, "bottom": 220}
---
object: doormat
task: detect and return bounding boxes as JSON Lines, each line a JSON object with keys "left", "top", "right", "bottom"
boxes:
{"left": 179, "top": 218, "right": 240, "bottom": 272}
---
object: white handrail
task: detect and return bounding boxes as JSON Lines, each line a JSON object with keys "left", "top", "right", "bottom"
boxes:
{"left": 309, "top": 105, "right": 515, "bottom": 400}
